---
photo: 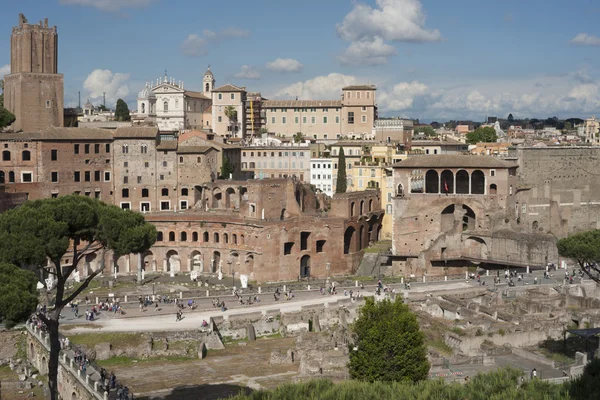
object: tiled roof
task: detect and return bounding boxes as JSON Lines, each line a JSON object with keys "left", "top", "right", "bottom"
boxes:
{"left": 213, "top": 84, "right": 246, "bottom": 93}
{"left": 1, "top": 127, "right": 114, "bottom": 141}
{"left": 156, "top": 140, "right": 178, "bottom": 150}
{"left": 185, "top": 90, "right": 210, "bottom": 100}
{"left": 176, "top": 146, "right": 214, "bottom": 154}
{"left": 113, "top": 126, "right": 158, "bottom": 139}
{"left": 342, "top": 85, "right": 377, "bottom": 91}
{"left": 262, "top": 100, "right": 342, "bottom": 108}
{"left": 392, "top": 155, "right": 517, "bottom": 169}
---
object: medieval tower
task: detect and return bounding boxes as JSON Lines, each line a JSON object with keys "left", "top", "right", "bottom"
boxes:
{"left": 4, "top": 13, "right": 64, "bottom": 132}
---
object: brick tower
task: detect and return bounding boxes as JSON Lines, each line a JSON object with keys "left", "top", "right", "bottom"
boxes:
{"left": 3, "top": 13, "right": 64, "bottom": 132}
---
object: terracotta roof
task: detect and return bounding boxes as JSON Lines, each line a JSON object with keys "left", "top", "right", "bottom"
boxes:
{"left": 185, "top": 90, "right": 210, "bottom": 100}
{"left": 262, "top": 100, "right": 341, "bottom": 108}
{"left": 342, "top": 85, "right": 377, "bottom": 91}
{"left": 176, "top": 146, "right": 215, "bottom": 154}
{"left": 113, "top": 126, "right": 158, "bottom": 139}
{"left": 213, "top": 84, "right": 246, "bottom": 93}
{"left": 156, "top": 140, "right": 178, "bottom": 150}
{"left": 392, "top": 155, "right": 517, "bottom": 169}
{"left": 1, "top": 127, "right": 114, "bottom": 141}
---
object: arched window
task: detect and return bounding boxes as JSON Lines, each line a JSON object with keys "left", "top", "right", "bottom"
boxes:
{"left": 350, "top": 202, "right": 356, "bottom": 217}
{"left": 489, "top": 184, "right": 497, "bottom": 195}
{"left": 214, "top": 233, "right": 220, "bottom": 243}
{"left": 2, "top": 151, "right": 10, "bottom": 161}
{"left": 359, "top": 200, "right": 364, "bottom": 215}
{"left": 440, "top": 170, "right": 454, "bottom": 194}
{"left": 8, "top": 171, "right": 15, "bottom": 183}
{"left": 141, "top": 103, "right": 145, "bottom": 113}
{"left": 157, "top": 232, "right": 163, "bottom": 241}
{"left": 122, "top": 144, "right": 128, "bottom": 154}
{"left": 180, "top": 232, "right": 187, "bottom": 241}
{"left": 163, "top": 101, "right": 168, "bottom": 112}
{"left": 224, "top": 233, "right": 229, "bottom": 243}
{"left": 22, "top": 150, "right": 31, "bottom": 161}
{"left": 456, "top": 170, "right": 469, "bottom": 194}
{"left": 425, "top": 170, "right": 439, "bottom": 193}
{"left": 397, "top": 183, "right": 404, "bottom": 197}
{"left": 0, "top": 171, "right": 4, "bottom": 184}
{"left": 203, "top": 232, "right": 209, "bottom": 242}
{"left": 471, "top": 170, "right": 485, "bottom": 194}
{"left": 532, "top": 221, "right": 539, "bottom": 231}
{"left": 369, "top": 199, "right": 373, "bottom": 212}
{"left": 205, "top": 83, "right": 209, "bottom": 92}
{"left": 232, "top": 234, "right": 237, "bottom": 244}
{"left": 141, "top": 144, "right": 147, "bottom": 154}
{"left": 162, "top": 188, "right": 169, "bottom": 196}
{"left": 169, "top": 231, "right": 175, "bottom": 241}
{"left": 141, "top": 188, "right": 149, "bottom": 197}
{"left": 192, "top": 232, "right": 198, "bottom": 241}
{"left": 240, "top": 234, "right": 245, "bottom": 244}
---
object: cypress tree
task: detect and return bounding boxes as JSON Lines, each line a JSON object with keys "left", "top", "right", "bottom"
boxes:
{"left": 336, "top": 147, "right": 347, "bottom": 193}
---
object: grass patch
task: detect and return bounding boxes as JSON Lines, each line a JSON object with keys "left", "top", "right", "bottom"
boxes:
{"left": 68, "top": 332, "right": 145, "bottom": 349}
{"left": 259, "top": 332, "right": 283, "bottom": 340}
{"left": 15, "top": 331, "right": 27, "bottom": 359}
{"left": 61, "top": 324, "right": 104, "bottom": 331}
{"left": 97, "top": 355, "right": 195, "bottom": 368}
{"left": 450, "top": 327, "right": 466, "bottom": 336}
{"left": 428, "top": 339, "right": 453, "bottom": 356}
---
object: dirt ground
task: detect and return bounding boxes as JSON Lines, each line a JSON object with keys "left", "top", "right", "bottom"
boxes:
{"left": 106, "top": 337, "right": 299, "bottom": 400}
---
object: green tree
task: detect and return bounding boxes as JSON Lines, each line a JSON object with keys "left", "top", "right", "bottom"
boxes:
{"left": 349, "top": 297, "right": 429, "bottom": 382}
{"left": 507, "top": 113, "right": 515, "bottom": 122}
{"left": 220, "top": 156, "right": 234, "bottom": 179}
{"left": 0, "top": 78, "right": 4, "bottom": 108}
{"left": 414, "top": 126, "right": 436, "bottom": 137}
{"left": 0, "top": 262, "right": 38, "bottom": 328}
{"left": 563, "top": 121, "right": 573, "bottom": 132}
{"left": 336, "top": 147, "right": 347, "bottom": 194}
{"left": 0, "top": 195, "right": 157, "bottom": 400}
{"left": 0, "top": 79, "right": 16, "bottom": 129}
{"left": 557, "top": 229, "right": 600, "bottom": 283}
{"left": 466, "top": 126, "right": 498, "bottom": 144}
{"left": 114, "top": 98, "right": 131, "bottom": 121}
{"left": 224, "top": 105, "right": 238, "bottom": 135}
{"left": 293, "top": 132, "right": 304, "bottom": 143}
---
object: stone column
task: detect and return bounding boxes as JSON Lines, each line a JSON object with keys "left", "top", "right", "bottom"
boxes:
{"left": 163, "top": 258, "right": 168, "bottom": 272}
{"left": 84, "top": 261, "right": 90, "bottom": 278}
{"left": 453, "top": 172, "right": 456, "bottom": 195}
{"left": 125, "top": 256, "right": 130, "bottom": 273}
{"left": 137, "top": 253, "right": 143, "bottom": 284}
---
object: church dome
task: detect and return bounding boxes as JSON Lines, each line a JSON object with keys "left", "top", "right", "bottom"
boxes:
{"left": 138, "top": 85, "right": 155, "bottom": 99}
{"left": 204, "top": 67, "right": 214, "bottom": 78}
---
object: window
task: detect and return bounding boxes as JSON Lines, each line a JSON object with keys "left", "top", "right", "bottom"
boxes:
{"left": 161, "top": 201, "right": 170, "bottom": 210}
{"left": 356, "top": 91, "right": 361, "bottom": 99}
{"left": 51, "top": 149, "right": 58, "bottom": 161}
{"left": 346, "top": 91, "right": 351, "bottom": 99}
{"left": 163, "top": 101, "right": 168, "bottom": 112}
{"left": 180, "top": 200, "right": 188, "bottom": 210}
{"left": 361, "top": 115, "right": 367, "bottom": 123}
{"left": 218, "top": 116, "right": 222, "bottom": 122}
{"left": 51, "top": 172, "right": 59, "bottom": 183}
{"left": 84, "top": 171, "right": 91, "bottom": 182}
{"left": 145, "top": 162, "right": 149, "bottom": 168}
{"left": 121, "top": 203, "right": 130, "bottom": 210}
{"left": 46, "top": 100, "right": 51, "bottom": 108}
{"left": 231, "top": 93, "right": 235, "bottom": 100}
{"left": 105, "top": 144, "right": 110, "bottom": 153}
{"left": 74, "top": 171, "right": 81, "bottom": 182}
{"left": 295, "top": 116, "right": 299, "bottom": 124}
{"left": 162, "top": 161, "right": 167, "bottom": 167}
{"left": 21, "top": 172, "right": 32, "bottom": 183}
{"left": 271, "top": 116, "right": 275, "bottom": 124}
{"left": 122, "top": 144, "right": 128, "bottom": 154}
{"left": 180, "top": 231, "right": 187, "bottom": 241}
{"left": 8, "top": 171, "right": 14, "bottom": 183}
{"left": 316, "top": 240, "right": 326, "bottom": 253}
{"left": 522, "top": 204, "right": 527, "bottom": 214}
{"left": 386, "top": 204, "right": 392, "bottom": 214}
{"left": 282, "top": 116, "right": 287, "bottom": 124}
{"left": 323, "top": 117, "right": 328, "bottom": 123}
{"left": 284, "top": 242, "right": 294, "bottom": 255}
{"left": 162, "top": 188, "right": 169, "bottom": 196}
{"left": 169, "top": 231, "right": 175, "bottom": 241}
{"left": 140, "top": 202, "right": 150, "bottom": 212}
{"left": 192, "top": 232, "right": 199, "bottom": 241}
{"left": 74, "top": 144, "right": 79, "bottom": 154}
{"left": 335, "top": 116, "right": 340, "bottom": 123}
{"left": 122, "top": 188, "right": 129, "bottom": 198}
{"left": 84, "top": 144, "right": 90, "bottom": 154}
{"left": 141, "top": 144, "right": 148, "bottom": 154}
{"left": 94, "top": 171, "right": 101, "bottom": 181}
{"left": 156, "top": 232, "right": 163, "bottom": 241}
{"left": 104, "top": 171, "right": 111, "bottom": 182}
{"left": 490, "top": 170, "right": 496, "bottom": 177}
{"left": 142, "top": 188, "right": 149, "bottom": 197}
{"left": 214, "top": 233, "right": 220, "bottom": 243}
{"left": 311, "top": 117, "right": 316, "bottom": 124}
{"left": 371, "top": 169, "right": 376, "bottom": 178}
{"left": 124, "top": 161, "right": 128, "bottom": 167}
{"left": 348, "top": 112, "right": 355, "bottom": 124}
{"left": 197, "top": 157, "right": 201, "bottom": 163}
{"left": 181, "top": 188, "right": 189, "bottom": 196}
{"left": 179, "top": 156, "right": 184, "bottom": 163}
{"left": 123, "top": 176, "right": 128, "bottom": 184}
{"left": 94, "top": 144, "right": 100, "bottom": 154}
{"left": 301, "top": 232, "right": 310, "bottom": 251}
{"left": 303, "top": 116, "right": 307, "bottom": 124}
{"left": 137, "top": 176, "right": 142, "bottom": 184}
{"left": 203, "top": 232, "right": 209, "bottom": 242}
{"left": 218, "top": 93, "right": 222, "bottom": 100}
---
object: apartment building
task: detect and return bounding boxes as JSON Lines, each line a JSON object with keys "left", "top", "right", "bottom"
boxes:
{"left": 241, "top": 144, "right": 310, "bottom": 181}
{"left": 310, "top": 158, "right": 334, "bottom": 197}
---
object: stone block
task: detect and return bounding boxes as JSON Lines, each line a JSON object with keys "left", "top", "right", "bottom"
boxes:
{"left": 94, "top": 342, "right": 111, "bottom": 360}
{"left": 198, "top": 342, "right": 207, "bottom": 359}
{"left": 246, "top": 324, "right": 256, "bottom": 341}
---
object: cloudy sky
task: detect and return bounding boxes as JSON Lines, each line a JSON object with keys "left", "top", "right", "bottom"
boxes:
{"left": 1, "top": 0, "right": 600, "bottom": 121}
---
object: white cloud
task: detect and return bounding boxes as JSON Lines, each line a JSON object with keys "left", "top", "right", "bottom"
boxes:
{"left": 570, "top": 33, "right": 600, "bottom": 46}
{"left": 234, "top": 65, "right": 261, "bottom": 80}
{"left": 338, "top": 37, "right": 397, "bottom": 65}
{"left": 0, "top": 64, "right": 9, "bottom": 77}
{"left": 275, "top": 73, "right": 358, "bottom": 100}
{"left": 181, "top": 28, "right": 250, "bottom": 57}
{"left": 83, "top": 69, "right": 130, "bottom": 107}
{"left": 266, "top": 58, "right": 304, "bottom": 73}
{"left": 378, "top": 81, "right": 428, "bottom": 111}
{"left": 59, "top": 0, "right": 155, "bottom": 12}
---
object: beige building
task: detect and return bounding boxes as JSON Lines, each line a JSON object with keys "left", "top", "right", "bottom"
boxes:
{"left": 211, "top": 84, "right": 247, "bottom": 139}
{"left": 584, "top": 116, "right": 600, "bottom": 144}
{"left": 241, "top": 144, "right": 310, "bottom": 181}
{"left": 263, "top": 100, "right": 342, "bottom": 140}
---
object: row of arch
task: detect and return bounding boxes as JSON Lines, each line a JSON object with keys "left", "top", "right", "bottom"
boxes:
{"left": 157, "top": 230, "right": 245, "bottom": 245}
{"left": 343, "top": 218, "right": 381, "bottom": 254}
{"left": 350, "top": 198, "right": 375, "bottom": 217}
{"left": 0, "top": 171, "right": 15, "bottom": 183}
{"left": 143, "top": 249, "right": 255, "bottom": 275}
{"left": 1, "top": 150, "right": 31, "bottom": 162}
{"left": 203, "top": 186, "right": 249, "bottom": 210}
{"left": 411, "top": 169, "right": 487, "bottom": 195}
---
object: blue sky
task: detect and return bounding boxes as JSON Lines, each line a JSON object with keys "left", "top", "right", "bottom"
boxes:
{"left": 1, "top": 0, "right": 600, "bottom": 121}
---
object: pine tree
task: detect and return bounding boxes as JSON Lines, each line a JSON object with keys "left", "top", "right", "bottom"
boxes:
{"left": 220, "top": 157, "right": 234, "bottom": 179}
{"left": 114, "top": 99, "right": 131, "bottom": 121}
{"left": 336, "top": 147, "right": 347, "bottom": 193}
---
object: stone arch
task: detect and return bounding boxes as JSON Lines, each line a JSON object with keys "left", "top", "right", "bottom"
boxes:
{"left": 280, "top": 208, "right": 286, "bottom": 220}
{"left": 240, "top": 187, "right": 249, "bottom": 202}
{"left": 489, "top": 183, "right": 497, "bottom": 195}
{"left": 344, "top": 226, "right": 356, "bottom": 254}
{"left": 214, "top": 232, "right": 220, "bottom": 243}
{"left": 425, "top": 170, "right": 439, "bottom": 193}
{"left": 225, "top": 187, "right": 238, "bottom": 209}
{"left": 224, "top": 233, "right": 229, "bottom": 244}
{"left": 240, "top": 234, "right": 245, "bottom": 244}
{"left": 441, "top": 170, "right": 454, "bottom": 194}
{"left": 143, "top": 251, "right": 155, "bottom": 272}
{"left": 471, "top": 170, "right": 485, "bottom": 194}
{"left": 359, "top": 200, "right": 365, "bottom": 215}
{"left": 232, "top": 233, "right": 238, "bottom": 244}
{"left": 456, "top": 170, "right": 469, "bottom": 194}
{"left": 71, "top": 392, "right": 78, "bottom": 400}
{"left": 245, "top": 254, "right": 255, "bottom": 278}
{"left": 169, "top": 231, "right": 175, "bottom": 242}
{"left": 441, "top": 204, "right": 455, "bottom": 231}
{"left": 166, "top": 250, "right": 180, "bottom": 272}
{"left": 203, "top": 231, "right": 209, "bottom": 242}
{"left": 397, "top": 183, "right": 404, "bottom": 197}
{"left": 212, "top": 187, "right": 223, "bottom": 208}
{"left": 300, "top": 255, "right": 311, "bottom": 278}
{"left": 350, "top": 202, "right": 356, "bottom": 217}
{"left": 463, "top": 236, "right": 488, "bottom": 259}
{"left": 190, "top": 250, "right": 202, "bottom": 271}
{"left": 369, "top": 199, "right": 373, "bottom": 212}
{"left": 212, "top": 251, "right": 221, "bottom": 273}
{"left": 41, "top": 356, "right": 47, "bottom": 375}
{"left": 462, "top": 204, "right": 476, "bottom": 231}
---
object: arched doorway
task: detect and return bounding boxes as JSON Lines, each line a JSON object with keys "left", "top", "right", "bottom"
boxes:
{"left": 463, "top": 236, "right": 488, "bottom": 259}
{"left": 455, "top": 170, "right": 469, "bottom": 194}
{"left": 350, "top": 202, "right": 356, "bottom": 216}
{"left": 425, "top": 170, "right": 439, "bottom": 193}
{"left": 166, "top": 250, "right": 180, "bottom": 273}
{"left": 441, "top": 204, "right": 455, "bottom": 231}
{"left": 344, "top": 226, "right": 356, "bottom": 254}
{"left": 471, "top": 170, "right": 485, "bottom": 194}
{"left": 441, "top": 170, "right": 454, "bottom": 194}
{"left": 225, "top": 187, "right": 237, "bottom": 209}
{"left": 280, "top": 208, "right": 286, "bottom": 220}
{"left": 212, "top": 188, "right": 223, "bottom": 208}
{"left": 300, "top": 255, "right": 310, "bottom": 278}
{"left": 489, "top": 183, "right": 497, "bottom": 194}
{"left": 359, "top": 200, "right": 364, "bottom": 215}
{"left": 462, "top": 205, "right": 476, "bottom": 230}
{"left": 212, "top": 251, "right": 221, "bottom": 273}
{"left": 71, "top": 392, "right": 78, "bottom": 400}
{"left": 245, "top": 254, "right": 254, "bottom": 279}
{"left": 142, "top": 251, "right": 154, "bottom": 272}
{"left": 190, "top": 251, "right": 202, "bottom": 271}
{"left": 41, "top": 356, "right": 47, "bottom": 375}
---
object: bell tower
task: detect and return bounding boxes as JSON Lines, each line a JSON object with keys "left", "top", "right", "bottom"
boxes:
{"left": 203, "top": 66, "right": 215, "bottom": 97}
{"left": 4, "top": 13, "right": 64, "bottom": 132}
